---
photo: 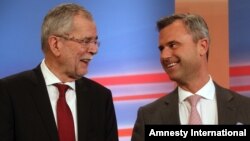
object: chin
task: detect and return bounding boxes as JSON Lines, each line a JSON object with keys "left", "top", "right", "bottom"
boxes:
{"left": 167, "top": 73, "right": 179, "bottom": 82}
{"left": 168, "top": 76, "right": 176, "bottom": 81}
{"left": 79, "top": 69, "right": 88, "bottom": 76}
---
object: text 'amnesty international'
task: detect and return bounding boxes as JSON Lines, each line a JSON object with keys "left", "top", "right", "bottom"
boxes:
{"left": 149, "top": 128, "right": 246, "bottom": 138}
{"left": 145, "top": 125, "right": 249, "bottom": 140}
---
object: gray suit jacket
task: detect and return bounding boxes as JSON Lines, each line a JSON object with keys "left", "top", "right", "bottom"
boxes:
{"left": 131, "top": 83, "right": 250, "bottom": 141}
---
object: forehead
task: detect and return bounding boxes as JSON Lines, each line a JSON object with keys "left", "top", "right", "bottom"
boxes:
{"left": 71, "top": 15, "right": 97, "bottom": 36}
{"left": 159, "top": 20, "right": 189, "bottom": 41}
{"left": 160, "top": 20, "right": 188, "bottom": 36}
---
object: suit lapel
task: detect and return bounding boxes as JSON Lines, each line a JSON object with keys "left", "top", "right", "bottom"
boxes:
{"left": 75, "top": 78, "right": 93, "bottom": 141}
{"left": 159, "top": 83, "right": 238, "bottom": 125}
{"left": 30, "top": 66, "right": 59, "bottom": 141}
{"left": 160, "top": 88, "right": 181, "bottom": 124}
{"left": 215, "top": 83, "right": 236, "bottom": 124}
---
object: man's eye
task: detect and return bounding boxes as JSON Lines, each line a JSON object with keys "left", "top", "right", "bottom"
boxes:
{"left": 159, "top": 46, "right": 164, "bottom": 51}
{"left": 169, "top": 43, "right": 176, "bottom": 48}
{"left": 82, "top": 39, "right": 91, "bottom": 44}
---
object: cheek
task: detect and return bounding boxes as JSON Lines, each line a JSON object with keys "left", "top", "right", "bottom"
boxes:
{"left": 63, "top": 52, "right": 79, "bottom": 66}
{"left": 159, "top": 55, "right": 165, "bottom": 65}
{"left": 160, "top": 49, "right": 170, "bottom": 58}
{"left": 72, "top": 49, "right": 83, "bottom": 59}
{"left": 77, "top": 48, "right": 87, "bottom": 56}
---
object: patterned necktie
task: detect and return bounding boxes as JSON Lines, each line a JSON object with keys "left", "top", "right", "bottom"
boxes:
{"left": 187, "top": 95, "right": 202, "bottom": 125}
{"left": 54, "top": 83, "right": 75, "bottom": 141}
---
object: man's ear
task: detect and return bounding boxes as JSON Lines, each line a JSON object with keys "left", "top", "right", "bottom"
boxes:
{"left": 48, "top": 35, "right": 61, "bottom": 56}
{"left": 198, "top": 38, "right": 209, "bottom": 57}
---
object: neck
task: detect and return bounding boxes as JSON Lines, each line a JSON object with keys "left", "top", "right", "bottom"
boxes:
{"left": 178, "top": 73, "right": 210, "bottom": 93}
{"left": 44, "top": 57, "right": 75, "bottom": 83}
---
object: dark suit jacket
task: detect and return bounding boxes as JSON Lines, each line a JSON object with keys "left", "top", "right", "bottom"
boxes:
{"left": 0, "top": 65, "right": 119, "bottom": 141}
{"left": 131, "top": 83, "right": 250, "bottom": 141}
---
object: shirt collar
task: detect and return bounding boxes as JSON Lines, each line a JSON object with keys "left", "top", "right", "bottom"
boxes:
{"left": 178, "top": 76, "right": 215, "bottom": 102}
{"left": 40, "top": 59, "right": 75, "bottom": 90}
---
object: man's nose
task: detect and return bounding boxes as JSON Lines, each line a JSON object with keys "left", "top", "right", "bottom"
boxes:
{"left": 161, "top": 47, "right": 172, "bottom": 58}
{"left": 87, "top": 43, "right": 99, "bottom": 55}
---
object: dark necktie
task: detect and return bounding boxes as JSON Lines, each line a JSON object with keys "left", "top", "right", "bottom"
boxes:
{"left": 187, "top": 95, "right": 202, "bottom": 125}
{"left": 54, "top": 83, "right": 76, "bottom": 141}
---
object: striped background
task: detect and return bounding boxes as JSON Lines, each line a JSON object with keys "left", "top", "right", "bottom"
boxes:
{"left": 91, "top": 65, "right": 250, "bottom": 140}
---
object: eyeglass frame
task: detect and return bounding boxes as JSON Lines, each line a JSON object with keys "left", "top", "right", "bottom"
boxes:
{"left": 54, "top": 34, "right": 100, "bottom": 48}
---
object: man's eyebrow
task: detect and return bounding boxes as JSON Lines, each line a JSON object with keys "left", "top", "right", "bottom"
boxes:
{"left": 82, "top": 36, "right": 98, "bottom": 40}
{"left": 166, "top": 40, "right": 178, "bottom": 45}
{"left": 160, "top": 40, "right": 178, "bottom": 47}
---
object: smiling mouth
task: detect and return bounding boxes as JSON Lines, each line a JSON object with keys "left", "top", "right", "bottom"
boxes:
{"left": 162, "top": 57, "right": 179, "bottom": 69}
{"left": 167, "top": 62, "right": 177, "bottom": 68}
{"left": 80, "top": 55, "right": 93, "bottom": 63}
{"left": 80, "top": 58, "right": 91, "bottom": 63}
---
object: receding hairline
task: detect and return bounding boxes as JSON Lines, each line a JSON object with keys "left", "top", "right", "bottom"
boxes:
{"left": 41, "top": 3, "right": 94, "bottom": 53}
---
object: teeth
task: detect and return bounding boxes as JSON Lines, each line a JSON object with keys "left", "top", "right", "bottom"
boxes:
{"left": 81, "top": 56, "right": 93, "bottom": 63}
{"left": 81, "top": 59, "right": 91, "bottom": 62}
{"left": 167, "top": 63, "right": 176, "bottom": 68}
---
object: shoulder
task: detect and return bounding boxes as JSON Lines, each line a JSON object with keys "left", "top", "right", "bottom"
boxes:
{"left": 77, "top": 77, "right": 110, "bottom": 91}
{"left": 230, "top": 90, "right": 250, "bottom": 104}
{"left": 139, "top": 89, "right": 177, "bottom": 115}
{"left": 140, "top": 88, "right": 178, "bottom": 110}
{"left": 76, "top": 77, "right": 112, "bottom": 100}
{"left": 1, "top": 69, "right": 36, "bottom": 86}
{"left": 134, "top": 90, "right": 178, "bottom": 124}
{"left": 0, "top": 66, "right": 44, "bottom": 97}
{"left": 215, "top": 83, "right": 250, "bottom": 104}
{"left": 141, "top": 95, "right": 168, "bottom": 110}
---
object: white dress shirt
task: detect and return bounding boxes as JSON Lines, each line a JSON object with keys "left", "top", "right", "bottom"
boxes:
{"left": 178, "top": 76, "right": 218, "bottom": 124}
{"left": 40, "top": 59, "right": 78, "bottom": 140}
